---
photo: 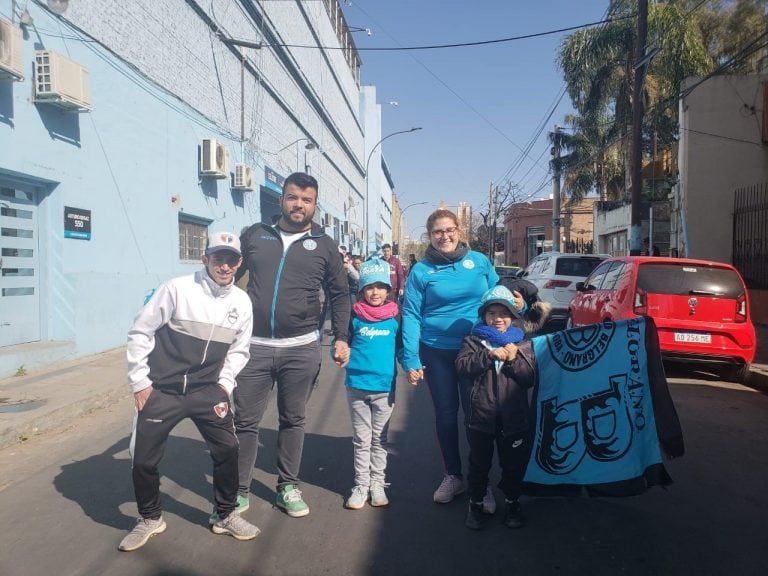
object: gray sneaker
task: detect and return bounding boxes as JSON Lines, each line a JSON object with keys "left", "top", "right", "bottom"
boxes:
{"left": 344, "top": 485, "right": 369, "bottom": 510}
{"left": 212, "top": 514, "right": 260, "bottom": 541}
{"left": 370, "top": 481, "right": 389, "bottom": 507}
{"left": 118, "top": 517, "right": 167, "bottom": 551}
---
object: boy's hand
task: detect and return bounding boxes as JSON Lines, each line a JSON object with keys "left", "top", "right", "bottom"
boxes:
{"left": 489, "top": 347, "right": 508, "bottom": 361}
{"left": 134, "top": 387, "right": 153, "bottom": 411}
{"left": 407, "top": 368, "right": 423, "bottom": 386}
{"left": 333, "top": 341, "right": 350, "bottom": 367}
{"left": 503, "top": 343, "right": 519, "bottom": 361}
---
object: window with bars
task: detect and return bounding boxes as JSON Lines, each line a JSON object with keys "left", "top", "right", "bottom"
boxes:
{"left": 178, "top": 214, "right": 212, "bottom": 261}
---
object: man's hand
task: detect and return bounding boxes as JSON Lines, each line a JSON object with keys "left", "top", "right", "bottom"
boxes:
{"left": 333, "top": 340, "right": 350, "bottom": 367}
{"left": 407, "top": 368, "right": 424, "bottom": 386}
{"left": 134, "top": 387, "right": 153, "bottom": 411}
{"left": 503, "top": 343, "right": 519, "bottom": 362}
{"left": 489, "top": 347, "right": 509, "bottom": 361}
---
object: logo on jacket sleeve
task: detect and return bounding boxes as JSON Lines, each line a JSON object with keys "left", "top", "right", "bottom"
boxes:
{"left": 463, "top": 259, "right": 475, "bottom": 269}
{"left": 214, "top": 401, "right": 229, "bottom": 418}
{"left": 302, "top": 239, "right": 317, "bottom": 251}
{"left": 227, "top": 307, "right": 240, "bottom": 324}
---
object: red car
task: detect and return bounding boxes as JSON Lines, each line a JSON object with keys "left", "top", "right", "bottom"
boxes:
{"left": 567, "top": 256, "right": 756, "bottom": 383}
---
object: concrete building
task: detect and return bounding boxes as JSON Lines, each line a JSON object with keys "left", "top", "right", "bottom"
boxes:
{"left": 676, "top": 74, "right": 768, "bottom": 263}
{"left": 0, "top": 0, "right": 385, "bottom": 376}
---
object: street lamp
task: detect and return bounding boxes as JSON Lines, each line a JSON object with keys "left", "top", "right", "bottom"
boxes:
{"left": 398, "top": 201, "right": 428, "bottom": 253}
{"left": 272, "top": 138, "right": 318, "bottom": 173}
{"left": 364, "top": 127, "right": 422, "bottom": 256}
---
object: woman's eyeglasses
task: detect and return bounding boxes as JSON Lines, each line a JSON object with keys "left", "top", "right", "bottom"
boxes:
{"left": 430, "top": 227, "right": 458, "bottom": 237}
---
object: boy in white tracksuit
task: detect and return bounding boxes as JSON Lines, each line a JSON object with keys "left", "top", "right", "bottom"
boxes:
{"left": 120, "top": 232, "right": 258, "bottom": 551}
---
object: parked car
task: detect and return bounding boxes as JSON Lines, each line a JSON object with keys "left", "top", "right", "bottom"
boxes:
{"left": 567, "top": 256, "right": 756, "bottom": 383}
{"left": 520, "top": 252, "right": 609, "bottom": 323}
{"left": 495, "top": 265, "right": 523, "bottom": 279}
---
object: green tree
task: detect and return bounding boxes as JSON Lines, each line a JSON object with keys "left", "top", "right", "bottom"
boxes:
{"left": 557, "top": 0, "right": 711, "bottom": 198}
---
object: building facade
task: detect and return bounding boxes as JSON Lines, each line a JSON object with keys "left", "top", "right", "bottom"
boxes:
{"left": 503, "top": 198, "right": 597, "bottom": 266}
{"left": 0, "top": 0, "right": 383, "bottom": 375}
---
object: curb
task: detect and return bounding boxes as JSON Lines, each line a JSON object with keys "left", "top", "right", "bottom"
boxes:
{"left": 0, "top": 384, "right": 130, "bottom": 450}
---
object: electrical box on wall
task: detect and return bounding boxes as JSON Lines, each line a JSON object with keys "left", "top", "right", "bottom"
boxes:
{"left": 0, "top": 17, "right": 24, "bottom": 80}
{"left": 233, "top": 164, "right": 254, "bottom": 190}
{"left": 200, "top": 139, "right": 229, "bottom": 179}
{"left": 33, "top": 50, "right": 91, "bottom": 111}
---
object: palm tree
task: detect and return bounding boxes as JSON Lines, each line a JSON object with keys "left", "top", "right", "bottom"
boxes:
{"left": 557, "top": 0, "right": 711, "bottom": 196}
{"left": 550, "top": 113, "right": 624, "bottom": 202}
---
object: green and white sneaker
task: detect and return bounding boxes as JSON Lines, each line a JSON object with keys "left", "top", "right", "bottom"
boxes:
{"left": 275, "top": 484, "right": 310, "bottom": 517}
{"left": 209, "top": 494, "right": 250, "bottom": 525}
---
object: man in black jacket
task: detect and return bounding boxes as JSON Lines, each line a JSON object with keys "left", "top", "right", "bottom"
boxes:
{"left": 232, "top": 172, "right": 351, "bottom": 520}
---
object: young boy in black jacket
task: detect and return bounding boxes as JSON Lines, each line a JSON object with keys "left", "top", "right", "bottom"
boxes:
{"left": 455, "top": 285, "right": 536, "bottom": 530}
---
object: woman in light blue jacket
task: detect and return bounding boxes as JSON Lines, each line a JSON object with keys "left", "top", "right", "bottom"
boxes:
{"left": 402, "top": 209, "right": 502, "bottom": 510}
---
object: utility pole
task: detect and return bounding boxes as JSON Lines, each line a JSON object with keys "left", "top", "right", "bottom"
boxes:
{"left": 630, "top": 0, "right": 648, "bottom": 255}
{"left": 551, "top": 125, "right": 561, "bottom": 252}
{"left": 488, "top": 182, "right": 494, "bottom": 260}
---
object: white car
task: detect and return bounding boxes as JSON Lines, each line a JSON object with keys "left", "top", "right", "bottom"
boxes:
{"left": 520, "top": 252, "right": 610, "bottom": 324}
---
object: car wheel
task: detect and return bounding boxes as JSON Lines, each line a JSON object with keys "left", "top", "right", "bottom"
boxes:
{"left": 722, "top": 363, "right": 751, "bottom": 384}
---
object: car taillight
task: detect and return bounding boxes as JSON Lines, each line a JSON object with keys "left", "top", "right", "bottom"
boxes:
{"left": 633, "top": 287, "right": 647, "bottom": 315}
{"left": 735, "top": 293, "right": 747, "bottom": 323}
{"left": 544, "top": 279, "right": 571, "bottom": 289}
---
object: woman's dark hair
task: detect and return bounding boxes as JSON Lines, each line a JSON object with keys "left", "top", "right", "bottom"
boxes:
{"left": 426, "top": 209, "right": 459, "bottom": 233}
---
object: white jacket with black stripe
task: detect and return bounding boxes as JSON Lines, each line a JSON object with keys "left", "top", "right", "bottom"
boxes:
{"left": 127, "top": 269, "right": 253, "bottom": 396}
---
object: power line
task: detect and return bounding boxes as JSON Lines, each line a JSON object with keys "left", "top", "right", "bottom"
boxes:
{"left": 271, "top": 15, "right": 634, "bottom": 51}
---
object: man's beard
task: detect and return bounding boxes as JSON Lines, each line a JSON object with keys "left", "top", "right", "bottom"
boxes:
{"left": 281, "top": 208, "right": 314, "bottom": 231}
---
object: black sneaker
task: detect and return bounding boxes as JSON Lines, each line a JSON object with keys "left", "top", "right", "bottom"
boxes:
{"left": 465, "top": 500, "right": 488, "bottom": 531}
{"left": 503, "top": 499, "right": 525, "bottom": 529}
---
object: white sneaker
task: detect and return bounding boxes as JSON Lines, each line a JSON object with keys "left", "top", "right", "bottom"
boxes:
{"left": 345, "top": 485, "right": 369, "bottom": 510}
{"left": 482, "top": 486, "right": 496, "bottom": 514}
{"left": 433, "top": 474, "right": 465, "bottom": 504}
{"left": 370, "top": 481, "right": 390, "bottom": 507}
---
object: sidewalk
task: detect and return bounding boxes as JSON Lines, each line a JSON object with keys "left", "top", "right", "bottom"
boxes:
{"left": 1, "top": 326, "right": 767, "bottom": 451}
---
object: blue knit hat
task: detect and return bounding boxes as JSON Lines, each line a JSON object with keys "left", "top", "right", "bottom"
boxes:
{"left": 478, "top": 285, "right": 521, "bottom": 317}
{"left": 358, "top": 258, "right": 391, "bottom": 292}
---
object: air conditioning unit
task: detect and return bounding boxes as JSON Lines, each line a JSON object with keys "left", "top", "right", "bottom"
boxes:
{"left": 323, "top": 213, "right": 333, "bottom": 227}
{"left": 342, "top": 221, "right": 351, "bottom": 235}
{"left": 200, "top": 139, "right": 229, "bottom": 178}
{"left": 33, "top": 50, "right": 91, "bottom": 111}
{"left": 0, "top": 18, "right": 23, "bottom": 80}
{"left": 233, "top": 163, "right": 254, "bottom": 191}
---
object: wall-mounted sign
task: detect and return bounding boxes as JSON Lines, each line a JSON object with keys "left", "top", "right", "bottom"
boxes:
{"left": 264, "top": 166, "right": 285, "bottom": 194}
{"left": 64, "top": 206, "right": 91, "bottom": 240}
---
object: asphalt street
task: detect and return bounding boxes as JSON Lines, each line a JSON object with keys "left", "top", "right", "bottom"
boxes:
{"left": 0, "top": 340, "right": 767, "bottom": 575}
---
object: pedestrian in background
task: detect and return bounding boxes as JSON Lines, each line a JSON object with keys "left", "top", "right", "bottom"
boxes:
{"left": 402, "top": 209, "right": 511, "bottom": 511}
{"left": 455, "top": 285, "right": 534, "bottom": 531}
{"left": 381, "top": 243, "right": 405, "bottom": 301}
{"left": 342, "top": 258, "right": 402, "bottom": 510}
{"left": 234, "top": 172, "right": 351, "bottom": 519}
{"left": 121, "top": 232, "right": 258, "bottom": 552}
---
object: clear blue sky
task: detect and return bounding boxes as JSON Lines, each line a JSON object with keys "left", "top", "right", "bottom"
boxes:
{"left": 341, "top": 0, "right": 610, "bottom": 238}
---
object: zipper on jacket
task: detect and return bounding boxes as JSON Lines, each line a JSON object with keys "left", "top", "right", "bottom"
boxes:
{"left": 268, "top": 226, "right": 316, "bottom": 338}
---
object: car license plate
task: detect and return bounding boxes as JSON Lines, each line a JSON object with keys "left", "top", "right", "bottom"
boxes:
{"left": 674, "top": 332, "right": 711, "bottom": 344}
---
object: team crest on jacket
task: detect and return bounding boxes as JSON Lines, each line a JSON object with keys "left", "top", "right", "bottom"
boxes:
{"left": 214, "top": 402, "right": 229, "bottom": 418}
{"left": 462, "top": 259, "right": 475, "bottom": 269}
{"left": 302, "top": 239, "right": 317, "bottom": 251}
{"left": 227, "top": 307, "right": 239, "bottom": 324}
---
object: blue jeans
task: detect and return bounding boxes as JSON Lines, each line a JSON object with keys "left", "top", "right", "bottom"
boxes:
{"left": 421, "top": 344, "right": 471, "bottom": 477}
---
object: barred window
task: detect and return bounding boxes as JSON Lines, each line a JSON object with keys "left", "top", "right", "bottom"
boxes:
{"left": 178, "top": 214, "right": 212, "bottom": 261}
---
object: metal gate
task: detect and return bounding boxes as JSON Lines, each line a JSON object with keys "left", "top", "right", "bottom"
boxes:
{"left": 0, "top": 185, "right": 40, "bottom": 346}
{"left": 733, "top": 183, "right": 768, "bottom": 289}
